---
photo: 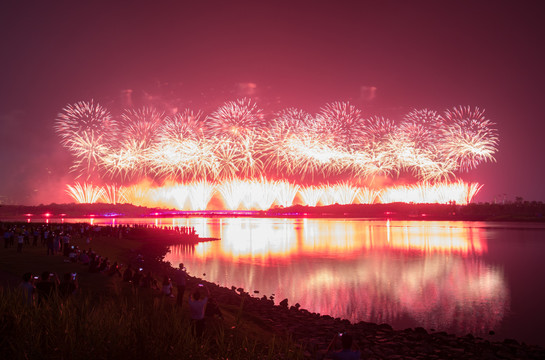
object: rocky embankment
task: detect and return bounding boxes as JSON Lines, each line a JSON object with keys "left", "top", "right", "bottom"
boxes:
{"left": 197, "top": 280, "right": 544, "bottom": 359}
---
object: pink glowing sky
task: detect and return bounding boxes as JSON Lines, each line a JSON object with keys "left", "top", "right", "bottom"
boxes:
{"left": 1, "top": 1, "right": 544, "bottom": 204}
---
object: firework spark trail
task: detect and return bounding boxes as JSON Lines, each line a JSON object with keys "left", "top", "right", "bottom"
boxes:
{"left": 299, "top": 185, "right": 325, "bottom": 206}
{"left": 218, "top": 179, "right": 247, "bottom": 210}
{"left": 66, "top": 183, "right": 104, "bottom": 204}
{"left": 332, "top": 182, "right": 360, "bottom": 205}
{"left": 66, "top": 180, "right": 483, "bottom": 208}
{"left": 187, "top": 180, "right": 215, "bottom": 210}
{"left": 244, "top": 178, "right": 278, "bottom": 210}
{"left": 356, "top": 187, "right": 379, "bottom": 204}
{"left": 378, "top": 181, "right": 481, "bottom": 205}
{"left": 275, "top": 180, "right": 300, "bottom": 207}
{"left": 101, "top": 184, "right": 126, "bottom": 205}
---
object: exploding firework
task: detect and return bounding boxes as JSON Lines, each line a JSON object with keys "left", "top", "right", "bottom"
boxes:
{"left": 206, "top": 98, "right": 265, "bottom": 139}
{"left": 58, "top": 99, "right": 498, "bottom": 208}
{"left": 440, "top": 106, "right": 499, "bottom": 171}
{"left": 55, "top": 100, "right": 118, "bottom": 144}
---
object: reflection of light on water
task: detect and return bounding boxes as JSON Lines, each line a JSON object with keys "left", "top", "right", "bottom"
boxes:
{"left": 165, "top": 219, "right": 508, "bottom": 337}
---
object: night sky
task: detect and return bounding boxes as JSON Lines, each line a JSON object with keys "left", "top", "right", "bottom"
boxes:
{"left": 1, "top": 1, "right": 544, "bottom": 205}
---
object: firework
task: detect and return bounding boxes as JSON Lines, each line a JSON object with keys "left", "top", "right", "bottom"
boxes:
{"left": 55, "top": 100, "right": 118, "bottom": 145}
{"left": 101, "top": 184, "right": 126, "bottom": 205}
{"left": 187, "top": 180, "right": 216, "bottom": 210}
{"left": 66, "top": 183, "right": 104, "bottom": 204}
{"left": 356, "top": 187, "right": 379, "bottom": 204}
{"left": 206, "top": 98, "right": 265, "bottom": 139}
{"left": 315, "top": 102, "right": 364, "bottom": 148}
{"left": 57, "top": 99, "right": 497, "bottom": 207}
{"left": 378, "top": 181, "right": 482, "bottom": 205}
{"left": 275, "top": 181, "right": 300, "bottom": 208}
{"left": 299, "top": 185, "right": 325, "bottom": 206}
{"left": 440, "top": 106, "right": 499, "bottom": 171}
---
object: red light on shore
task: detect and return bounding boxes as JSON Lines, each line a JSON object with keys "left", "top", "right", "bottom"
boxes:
{"left": 43, "top": 213, "right": 51, "bottom": 217}
{"left": 24, "top": 213, "right": 33, "bottom": 217}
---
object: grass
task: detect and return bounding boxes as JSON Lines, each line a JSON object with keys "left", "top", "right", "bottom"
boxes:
{"left": 0, "top": 225, "right": 304, "bottom": 359}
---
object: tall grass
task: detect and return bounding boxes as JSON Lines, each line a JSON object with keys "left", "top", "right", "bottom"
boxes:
{"left": 0, "top": 288, "right": 303, "bottom": 359}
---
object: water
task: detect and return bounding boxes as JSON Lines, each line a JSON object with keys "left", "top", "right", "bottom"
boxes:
{"left": 22, "top": 216, "right": 545, "bottom": 346}
{"left": 161, "top": 217, "right": 545, "bottom": 347}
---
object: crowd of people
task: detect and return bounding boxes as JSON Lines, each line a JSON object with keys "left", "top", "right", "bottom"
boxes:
{"left": 3, "top": 221, "right": 222, "bottom": 338}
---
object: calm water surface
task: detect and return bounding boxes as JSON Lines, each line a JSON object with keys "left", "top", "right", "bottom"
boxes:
{"left": 33, "top": 216, "right": 545, "bottom": 346}
{"left": 161, "top": 217, "right": 545, "bottom": 347}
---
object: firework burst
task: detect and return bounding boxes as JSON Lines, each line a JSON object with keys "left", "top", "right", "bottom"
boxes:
{"left": 441, "top": 106, "right": 499, "bottom": 171}
{"left": 57, "top": 99, "right": 498, "bottom": 207}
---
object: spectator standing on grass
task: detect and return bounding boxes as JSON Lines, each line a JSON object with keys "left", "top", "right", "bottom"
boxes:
{"left": 35, "top": 272, "right": 59, "bottom": 305}
{"left": 189, "top": 284, "right": 209, "bottom": 337}
{"left": 32, "top": 227, "right": 39, "bottom": 246}
{"left": 19, "top": 273, "right": 35, "bottom": 306}
{"left": 4, "top": 228, "right": 11, "bottom": 248}
{"left": 59, "top": 273, "right": 78, "bottom": 299}
{"left": 162, "top": 275, "right": 174, "bottom": 297}
{"left": 17, "top": 232, "right": 24, "bottom": 253}
{"left": 123, "top": 264, "right": 133, "bottom": 282}
{"left": 46, "top": 232, "right": 54, "bottom": 255}
{"left": 79, "top": 250, "right": 90, "bottom": 265}
{"left": 62, "top": 233, "right": 71, "bottom": 256}
{"left": 175, "top": 263, "right": 187, "bottom": 306}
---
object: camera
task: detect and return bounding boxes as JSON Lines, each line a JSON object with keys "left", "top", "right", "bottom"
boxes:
{"left": 338, "top": 332, "right": 344, "bottom": 337}
{"left": 33, "top": 276, "right": 39, "bottom": 280}
{"left": 72, "top": 273, "right": 77, "bottom": 280}
{"left": 198, "top": 283, "right": 204, "bottom": 287}
{"left": 139, "top": 268, "right": 143, "bottom": 272}
{"left": 49, "top": 273, "right": 54, "bottom": 277}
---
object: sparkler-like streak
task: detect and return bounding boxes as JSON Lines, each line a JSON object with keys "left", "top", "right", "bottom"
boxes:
{"left": 57, "top": 99, "right": 498, "bottom": 209}
{"left": 66, "top": 182, "right": 104, "bottom": 204}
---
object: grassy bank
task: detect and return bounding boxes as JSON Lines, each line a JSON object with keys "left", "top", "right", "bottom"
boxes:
{"left": 0, "top": 224, "right": 303, "bottom": 359}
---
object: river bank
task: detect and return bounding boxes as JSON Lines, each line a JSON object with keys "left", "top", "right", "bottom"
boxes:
{"left": 137, "top": 228, "right": 545, "bottom": 359}
{"left": 1, "top": 222, "right": 544, "bottom": 359}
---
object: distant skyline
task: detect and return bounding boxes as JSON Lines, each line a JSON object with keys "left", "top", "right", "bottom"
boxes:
{"left": 1, "top": 1, "right": 545, "bottom": 204}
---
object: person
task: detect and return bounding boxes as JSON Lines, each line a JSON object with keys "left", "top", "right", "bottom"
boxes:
{"left": 141, "top": 271, "right": 157, "bottom": 289}
{"left": 161, "top": 275, "right": 174, "bottom": 297}
{"left": 59, "top": 273, "right": 78, "bottom": 299}
{"left": 325, "top": 332, "right": 361, "bottom": 360}
{"left": 175, "top": 263, "right": 187, "bottom": 306}
{"left": 18, "top": 272, "right": 35, "bottom": 306}
{"left": 107, "top": 262, "right": 122, "bottom": 277}
{"left": 122, "top": 264, "right": 133, "bottom": 282}
{"left": 16, "top": 232, "right": 24, "bottom": 253}
{"left": 205, "top": 296, "right": 223, "bottom": 320}
{"left": 188, "top": 284, "right": 209, "bottom": 337}
{"left": 79, "top": 250, "right": 90, "bottom": 265}
{"left": 35, "top": 271, "right": 59, "bottom": 305}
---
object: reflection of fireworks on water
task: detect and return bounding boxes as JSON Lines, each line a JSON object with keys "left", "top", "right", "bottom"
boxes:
{"left": 56, "top": 99, "right": 498, "bottom": 207}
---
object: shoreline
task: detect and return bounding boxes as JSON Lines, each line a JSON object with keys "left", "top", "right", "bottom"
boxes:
{"left": 1, "top": 202, "right": 545, "bottom": 223}
{"left": 142, "top": 234, "right": 545, "bottom": 359}
{"left": 2, "top": 222, "right": 544, "bottom": 358}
